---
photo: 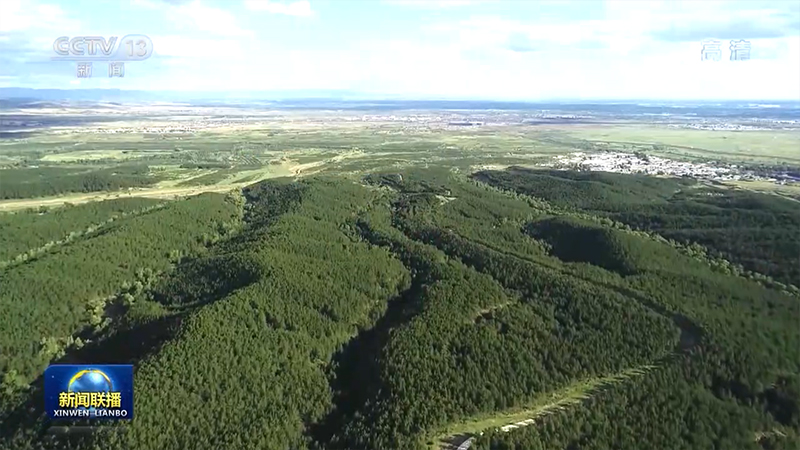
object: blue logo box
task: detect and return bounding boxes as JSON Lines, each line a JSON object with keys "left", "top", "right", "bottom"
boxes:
{"left": 44, "top": 364, "right": 133, "bottom": 420}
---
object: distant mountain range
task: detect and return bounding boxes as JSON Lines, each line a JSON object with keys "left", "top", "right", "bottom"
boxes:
{"left": 1, "top": 89, "right": 799, "bottom": 119}
{"left": 2, "top": 88, "right": 798, "bottom": 105}
{"left": 0, "top": 88, "right": 373, "bottom": 103}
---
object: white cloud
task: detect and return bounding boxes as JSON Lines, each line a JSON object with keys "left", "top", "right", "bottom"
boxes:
{"left": 4, "top": 0, "right": 799, "bottom": 99}
{"left": 0, "top": 0, "right": 27, "bottom": 32}
{"left": 132, "top": 0, "right": 254, "bottom": 36}
{"left": 384, "top": 0, "right": 487, "bottom": 7}
{"left": 425, "top": 15, "right": 647, "bottom": 62}
{"left": 173, "top": 1, "right": 253, "bottom": 36}
{"left": 0, "top": 0, "right": 77, "bottom": 33}
{"left": 152, "top": 35, "right": 248, "bottom": 59}
{"left": 331, "top": 9, "right": 800, "bottom": 101}
{"left": 37, "top": 4, "right": 65, "bottom": 17}
{"left": 243, "top": 0, "right": 314, "bottom": 17}
{"left": 423, "top": 0, "right": 799, "bottom": 65}
{"left": 133, "top": 28, "right": 800, "bottom": 100}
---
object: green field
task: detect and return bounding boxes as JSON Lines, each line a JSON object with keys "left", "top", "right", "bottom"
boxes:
{"left": 1, "top": 120, "right": 798, "bottom": 209}
{"left": 552, "top": 125, "right": 800, "bottom": 164}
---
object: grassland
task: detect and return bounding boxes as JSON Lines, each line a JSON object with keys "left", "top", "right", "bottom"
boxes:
{"left": 39, "top": 150, "right": 164, "bottom": 162}
{"left": 721, "top": 179, "right": 800, "bottom": 202}
{"left": 1, "top": 110, "right": 798, "bottom": 216}
{"left": 550, "top": 124, "right": 800, "bottom": 164}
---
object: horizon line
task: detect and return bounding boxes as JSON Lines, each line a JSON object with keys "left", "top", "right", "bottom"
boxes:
{"left": 1, "top": 89, "right": 798, "bottom": 104}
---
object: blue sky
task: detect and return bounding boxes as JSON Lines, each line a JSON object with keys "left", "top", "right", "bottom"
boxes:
{"left": 1, "top": 0, "right": 799, "bottom": 100}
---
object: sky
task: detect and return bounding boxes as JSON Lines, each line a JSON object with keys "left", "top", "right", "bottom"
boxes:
{"left": 0, "top": 0, "right": 799, "bottom": 100}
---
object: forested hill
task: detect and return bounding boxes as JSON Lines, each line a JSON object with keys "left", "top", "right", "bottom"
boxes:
{"left": 0, "top": 165, "right": 159, "bottom": 199}
{"left": 1, "top": 168, "right": 798, "bottom": 450}
{"left": 474, "top": 168, "right": 800, "bottom": 288}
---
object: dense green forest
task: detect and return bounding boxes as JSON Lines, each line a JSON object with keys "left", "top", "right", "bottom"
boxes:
{"left": 0, "top": 168, "right": 797, "bottom": 450}
{"left": 0, "top": 198, "right": 162, "bottom": 261}
{"left": 0, "top": 165, "right": 159, "bottom": 199}
{"left": 0, "top": 193, "right": 242, "bottom": 388}
{"left": 474, "top": 168, "right": 800, "bottom": 288}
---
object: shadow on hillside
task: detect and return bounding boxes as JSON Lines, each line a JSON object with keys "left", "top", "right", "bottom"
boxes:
{"left": 0, "top": 249, "right": 262, "bottom": 446}
{"left": 310, "top": 275, "right": 427, "bottom": 449}
{"left": 0, "top": 312, "right": 186, "bottom": 445}
{"left": 1, "top": 178, "right": 308, "bottom": 447}
{"left": 310, "top": 223, "right": 431, "bottom": 449}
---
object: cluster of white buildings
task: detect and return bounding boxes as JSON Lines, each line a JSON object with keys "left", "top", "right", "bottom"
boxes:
{"left": 90, "top": 126, "right": 197, "bottom": 134}
{"left": 667, "top": 123, "right": 770, "bottom": 131}
{"left": 543, "top": 151, "right": 753, "bottom": 181}
{"left": 51, "top": 120, "right": 237, "bottom": 135}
